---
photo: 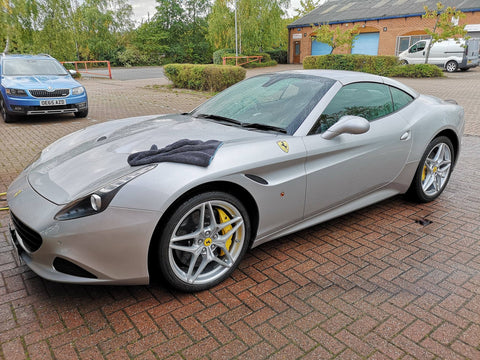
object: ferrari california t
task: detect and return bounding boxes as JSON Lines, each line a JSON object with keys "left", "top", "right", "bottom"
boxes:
{"left": 7, "top": 70, "right": 464, "bottom": 291}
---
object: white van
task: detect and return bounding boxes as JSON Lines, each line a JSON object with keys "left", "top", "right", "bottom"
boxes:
{"left": 399, "top": 38, "right": 480, "bottom": 72}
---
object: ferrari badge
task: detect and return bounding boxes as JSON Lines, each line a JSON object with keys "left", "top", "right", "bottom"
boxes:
{"left": 277, "top": 140, "right": 289, "bottom": 153}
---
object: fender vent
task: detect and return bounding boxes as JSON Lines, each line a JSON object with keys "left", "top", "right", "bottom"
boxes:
{"left": 245, "top": 174, "right": 268, "bottom": 185}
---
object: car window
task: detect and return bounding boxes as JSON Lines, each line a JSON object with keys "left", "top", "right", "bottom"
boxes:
{"left": 310, "top": 82, "right": 394, "bottom": 134}
{"left": 191, "top": 74, "right": 335, "bottom": 135}
{"left": 390, "top": 86, "right": 414, "bottom": 111}
{"left": 409, "top": 41, "right": 426, "bottom": 53}
{"left": 3, "top": 59, "right": 68, "bottom": 76}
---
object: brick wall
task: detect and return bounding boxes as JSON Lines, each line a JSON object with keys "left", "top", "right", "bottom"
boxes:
{"left": 289, "top": 12, "right": 480, "bottom": 63}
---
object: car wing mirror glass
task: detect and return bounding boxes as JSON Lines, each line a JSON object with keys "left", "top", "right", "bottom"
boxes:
{"left": 68, "top": 69, "right": 77, "bottom": 76}
{"left": 322, "top": 115, "right": 370, "bottom": 140}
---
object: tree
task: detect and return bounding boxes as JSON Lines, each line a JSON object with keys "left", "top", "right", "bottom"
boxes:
{"left": 293, "top": 0, "right": 320, "bottom": 19}
{"left": 423, "top": 2, "right": 467, "bottom": 64}
{"left": 207, "top": 0, "right": 290, "bottom": 54}
{"left": 311, "top": 24, "right": 359, "bottom": 54}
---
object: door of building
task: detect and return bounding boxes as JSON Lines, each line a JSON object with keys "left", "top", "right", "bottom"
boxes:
{"left": 293, "top": 41, "right": 301, "bottom": 63}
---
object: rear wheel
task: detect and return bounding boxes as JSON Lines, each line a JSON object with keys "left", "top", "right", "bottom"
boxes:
{"left": 408, "top": 136, "right": 454, "bottom": 203}
{"left": 445, "top": 60, "right": 458, "bottom": 73}
{"left": 157, "top": 191, "right": 250, "bottom": 292}
{"left": 400, "top": 60, "right": 408, "bottom": 65}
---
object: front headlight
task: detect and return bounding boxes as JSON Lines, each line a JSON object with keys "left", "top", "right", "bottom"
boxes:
{"left": 6, "top": 88, "right": 28, "bottom": 96}
{"left": 54, "top": 165, "right": 157, "bottom": 221}
{"left": 72, "top": 86, "right": 85, "bottom": 95}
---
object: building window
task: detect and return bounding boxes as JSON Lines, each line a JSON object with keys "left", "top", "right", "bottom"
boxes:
{"left": 395, "top": 35, "right": 431, "bottom": 56}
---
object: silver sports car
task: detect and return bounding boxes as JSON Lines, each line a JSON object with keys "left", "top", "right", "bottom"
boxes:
{"left": 7, "top": 70, "right": 464, "bottom": 292}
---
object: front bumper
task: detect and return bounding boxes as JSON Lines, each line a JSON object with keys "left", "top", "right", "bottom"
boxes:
{"left": 7, "top": 172, "right": 160, "bottom": 285}
{"left": 4, "top": 93, "right": 88, "bottom": 115}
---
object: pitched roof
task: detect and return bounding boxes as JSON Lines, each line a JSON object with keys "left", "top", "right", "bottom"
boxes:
{"left": 289, "top": 0, "right": 480, "bottom": 28}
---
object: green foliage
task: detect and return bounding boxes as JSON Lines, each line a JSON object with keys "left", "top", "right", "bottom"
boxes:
{"left": 242, "top": 60, "right": 277, "bottom": 68}
{"left": 164, "top": 64, "right": 246, "bottom": 92}
{"left": 207, "top": 0, "right": 289, "bottom": 54}
{"left": 423, "top": 2, "right": 468, "bottom": 64}
{"left": 303, "top": 54, "right": 443, "bottom": 78}
{"left": 311, "top": 24, "right": 360, "bottom": 54}
{"left": 293, "top": 0, "right": 320, "bottom": 19}
{"left": 265, "top": 49, "right": 287, "bottom": 64}
{"left": 388, "top": 64, "right": 444, "bottom": 78}
{"left": 213, "top": 49, "right": 236, "bottom": 65}
{"left": 303, "top": 55, "right": 398, "bottom": 75}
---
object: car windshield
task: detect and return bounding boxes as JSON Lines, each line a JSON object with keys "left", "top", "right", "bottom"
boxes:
{"left": 3, "top": 59, "right": 68, "bottom": 76}
{"left": 191, "top": 73, "right": 335, "bottom": 135}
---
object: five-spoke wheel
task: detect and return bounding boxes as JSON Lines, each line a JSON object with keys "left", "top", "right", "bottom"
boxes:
{"left": 409, "top": 136, "right": 454, "bottom": 202}
{"left": 158, "top": 192, "right": 250, "bottom": 292}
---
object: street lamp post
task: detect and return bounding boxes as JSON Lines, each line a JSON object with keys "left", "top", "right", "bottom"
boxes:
{"left": 235, "top": 0, "right": 238, "bottom": 58}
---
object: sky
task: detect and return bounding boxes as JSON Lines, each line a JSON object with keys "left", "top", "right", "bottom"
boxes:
{"left": 130, "top": 0, "right": 304, "bottom": 24}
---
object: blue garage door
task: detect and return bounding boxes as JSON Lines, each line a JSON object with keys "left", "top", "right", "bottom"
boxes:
{"left": 312, "top": 40, "right": 332, "bottom": 55}
{"left": 352, "top": 33, "right": 380, "bottom": 55}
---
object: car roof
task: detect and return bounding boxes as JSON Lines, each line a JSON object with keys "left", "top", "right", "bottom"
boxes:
{"left": 275, "top": 69, "right": 419, "bottom": 98}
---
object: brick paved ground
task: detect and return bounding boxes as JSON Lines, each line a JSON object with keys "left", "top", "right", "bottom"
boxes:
{"left": 1, "top": 65, "right": 479, "bottom": 359}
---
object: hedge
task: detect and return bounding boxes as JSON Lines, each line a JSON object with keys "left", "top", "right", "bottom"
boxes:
{"left": 303, "top": 54, "right": 443, "bottom": 78}
{"left": 163, "top": 64, "right": 246, "bottom": 92}
{"left": 387, "top": 63, "right": 444, "bottom": 78}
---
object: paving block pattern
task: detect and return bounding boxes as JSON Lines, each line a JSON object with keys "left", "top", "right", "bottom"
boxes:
{"left": 1, "top": 66, "right": 479, "bottom": 359}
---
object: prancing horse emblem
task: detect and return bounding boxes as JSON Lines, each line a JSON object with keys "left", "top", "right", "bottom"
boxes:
{"left": 277, "top": 140, "right": 289, "bottom": 153}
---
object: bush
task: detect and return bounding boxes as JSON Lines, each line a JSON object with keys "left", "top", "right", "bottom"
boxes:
{"left": 387, "top": 64, "right": 444, "bottom": 78}
{"left": 213, "top": 49, "right": 236, "bottom": 65}
{"left": 265, "top": 49, "right": 288, "bottom": 64}
{"left": 303, "top": 54, "right": 444, "bottom": 78}
{"left": 242, "top": 60, "right": 277, "bottom": 68}
{"left": 303, "top": 54, "right": 398, "bottom": 76}
{"left": 163, "top": 64, "right": 246, "bottom": 92}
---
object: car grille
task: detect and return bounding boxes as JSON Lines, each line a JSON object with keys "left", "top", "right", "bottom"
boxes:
{"left": 10, "top": 212, "right": 43, "bottom": 252}
{"left": 29, "top": 89, "right": 70, "bottom": 98}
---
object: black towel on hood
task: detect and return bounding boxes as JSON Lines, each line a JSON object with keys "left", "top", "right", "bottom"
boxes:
{"left": 127, "top": 139, "right": 223, "bottom": 167}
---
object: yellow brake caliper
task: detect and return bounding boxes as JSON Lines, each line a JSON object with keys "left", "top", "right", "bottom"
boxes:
{"left": 422, "top": 165, "right": 427, "bottom": 182}
{"left": 217, "top": 209, "right": 233, "bottom": 256}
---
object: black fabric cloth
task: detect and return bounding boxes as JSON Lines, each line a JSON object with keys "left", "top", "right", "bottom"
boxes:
{"left": 127, "top": 139, "right": 223, "bottom": 167}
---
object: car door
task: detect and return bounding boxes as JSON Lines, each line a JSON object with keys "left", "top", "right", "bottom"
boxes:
{"left": 407, "top": 41, "right": 427, "bottom": 64}
{"left": 302, "top": 82, "right": 413, "bottom": 218}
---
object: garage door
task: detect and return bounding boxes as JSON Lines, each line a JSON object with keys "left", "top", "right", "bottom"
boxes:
{"left": 311, "top": 40, "right": 332, "bottom": 55}
{"left": 352, "top": 33, "right": 379, "bottom": 55}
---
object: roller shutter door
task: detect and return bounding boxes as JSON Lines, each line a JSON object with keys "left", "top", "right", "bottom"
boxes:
{"left": 312, "top": 40, "right": 332, "bottom": 55}
{"left": 352, "top": 33, "right": 379, "bottom": 55}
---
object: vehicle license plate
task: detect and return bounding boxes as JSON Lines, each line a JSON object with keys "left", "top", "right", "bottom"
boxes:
{"left": 40, "top": 99, "right": 66, "bottom": 106}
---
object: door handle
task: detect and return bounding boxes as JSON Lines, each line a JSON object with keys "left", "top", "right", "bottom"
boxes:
{"left": 400, "top": 131, "right": 411, "bottom": 141}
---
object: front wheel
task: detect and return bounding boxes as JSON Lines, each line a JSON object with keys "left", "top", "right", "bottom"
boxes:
{"left": 445, "top": 60, "right": 458, "bottom": 73}
{"left": 0, "top": 96, "right": 15, "bottom": 123}
{"left": 157, "top": 191, "right": 250, "bottom": 292}
{"left": 408, "top": 136, "right": 454, "bottom": 203}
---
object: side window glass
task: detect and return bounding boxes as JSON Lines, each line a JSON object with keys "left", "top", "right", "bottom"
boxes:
{"left": 390, "top": 86, "right": 414, "bottom": 111}
{"left": 310, "top": 82, "right": 394, "bottom": 134}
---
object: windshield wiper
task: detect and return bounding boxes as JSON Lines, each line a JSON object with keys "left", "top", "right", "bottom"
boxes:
{"left": 241, "top": 122, "right": 287, "bottom": 133}
{"left": 194, "top": 113, "right": 243, "bottom": 126}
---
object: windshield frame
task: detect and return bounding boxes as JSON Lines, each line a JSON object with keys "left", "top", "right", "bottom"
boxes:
{"left": 191, "top": 73, "right": 335, "bottom": 135}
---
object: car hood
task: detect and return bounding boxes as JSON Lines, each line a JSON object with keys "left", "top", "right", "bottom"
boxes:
{"left": 2, "top": 75, "right": 80, "bottom": 89}
{"left": 27, "top": 114, "right": 274, "bottom": 204}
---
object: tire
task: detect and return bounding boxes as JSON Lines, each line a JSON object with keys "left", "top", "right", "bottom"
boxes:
{"left": 407, "top": 136, "right": 454, "bottom": 203}
{"left": 157, "top": 191, "right": 251, "bottom": 292}
{"left": 74, "top": 108, "right": 88, "bottom": 118}
{"left": 400, "top": 60, "right": 408, "bottom": 65}
{"left": 0, "top": 96, "right": 15, "bottom": 123}
{"left": 445, "top": 60, "right": 458, "bottom": 73}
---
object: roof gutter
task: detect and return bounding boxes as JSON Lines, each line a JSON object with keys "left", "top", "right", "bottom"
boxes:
{"left": 287, "top": 8, "right": 480, "bottom": 29}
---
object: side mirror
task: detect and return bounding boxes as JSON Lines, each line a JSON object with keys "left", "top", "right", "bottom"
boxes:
{"left": 68, "top": 69, "right": 77, "bottom": 76}
{"left": 322, "top": 115, "right": 370, "bottom": 140}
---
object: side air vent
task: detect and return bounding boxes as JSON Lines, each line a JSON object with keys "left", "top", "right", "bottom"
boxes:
{"left": 245, "top": 174, "right": 268, "bottom": 185}
{"left": 53, "top": 258, "right": 98, "bottom": 279}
